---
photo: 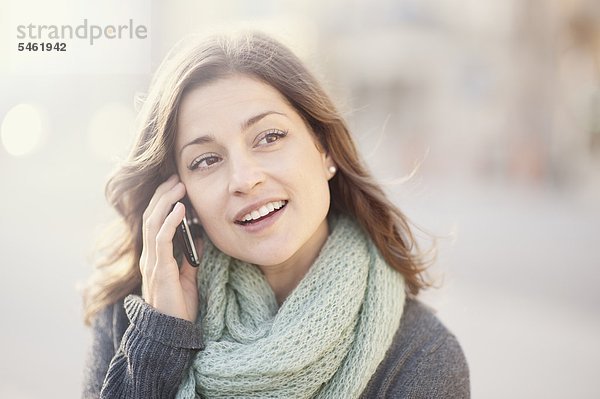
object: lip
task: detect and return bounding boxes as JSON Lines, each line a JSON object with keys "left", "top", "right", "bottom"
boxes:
{"left": 235, "top": 200, "right": 288, "bottom": 234}
{"left": 233, "top": 198, "right": 288, "bottom": 222}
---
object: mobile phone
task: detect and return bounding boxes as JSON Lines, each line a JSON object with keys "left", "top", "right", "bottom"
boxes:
{"left": 174, "top": 199, "right": 201, "bottom": 267}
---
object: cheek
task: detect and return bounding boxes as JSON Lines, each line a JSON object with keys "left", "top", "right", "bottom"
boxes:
{"left": 296, "top": 149, "right": 329, "bottom": 188}
{"left": 186, "top": 187, "right": 221, "bottom": 227}
{"left": 283, "top": 135, "right": 327, "bottom": 173}
{"left": 290, "top": 153, "right": 331, "bottom": 207}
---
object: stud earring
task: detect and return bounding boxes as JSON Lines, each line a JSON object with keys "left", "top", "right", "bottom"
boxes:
{"left": 328, "top": 165, "right": 337, "bottom": 175}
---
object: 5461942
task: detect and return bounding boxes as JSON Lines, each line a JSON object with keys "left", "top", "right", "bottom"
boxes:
{"left": 18, "top": 42, "right": 67, "bottom": 52}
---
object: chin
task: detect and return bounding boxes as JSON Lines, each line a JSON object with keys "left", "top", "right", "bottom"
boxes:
{"left": 235, "top": 245, "right": 296, "bottom": 267}
{"left": 206, "top": 232, "right": 293, "bottom": 266}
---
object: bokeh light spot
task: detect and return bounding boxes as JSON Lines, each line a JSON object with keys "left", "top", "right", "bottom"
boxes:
{"left": 1, "top": 104, "right": 45, "bottom": 157}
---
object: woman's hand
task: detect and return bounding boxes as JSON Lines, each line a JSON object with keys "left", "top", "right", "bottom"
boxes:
{"left": 139, "top": 174, "right": 202, "bottom": 322}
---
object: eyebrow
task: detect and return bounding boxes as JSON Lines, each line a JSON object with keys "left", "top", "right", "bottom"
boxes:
{"left": 178, "top": 110, "right": 286, "bottom": 157}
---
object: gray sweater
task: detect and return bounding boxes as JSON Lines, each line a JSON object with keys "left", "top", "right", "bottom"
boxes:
{"left": 82, "top": 293, "right": 469, "bottom": 398}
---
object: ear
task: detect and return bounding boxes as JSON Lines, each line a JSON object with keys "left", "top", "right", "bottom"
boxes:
{"left": 321, "top": 151, "right": 336, "bottom": 181}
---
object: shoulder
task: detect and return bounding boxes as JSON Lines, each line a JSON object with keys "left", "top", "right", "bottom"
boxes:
{"left": 362, "top": 299, "right": 470, "bottom": 398}
{"left": 82, "top": 296, "right": 131, "bottom": 397}
{"left": 89, "top": 295, "right": 131, "bottom": 350}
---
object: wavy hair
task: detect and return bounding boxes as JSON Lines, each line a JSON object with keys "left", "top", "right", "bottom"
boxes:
{"left": 83, "top": 31, "right": 434, "bottom": 325}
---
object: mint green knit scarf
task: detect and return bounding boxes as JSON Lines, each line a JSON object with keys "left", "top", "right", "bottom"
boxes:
{"left": 176, "top": 214, "right": 406, "bottom": 398}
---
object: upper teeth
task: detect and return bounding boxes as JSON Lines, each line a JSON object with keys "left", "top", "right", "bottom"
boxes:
{"left": 241, "top": 200, "right": 286, "bottom": 222}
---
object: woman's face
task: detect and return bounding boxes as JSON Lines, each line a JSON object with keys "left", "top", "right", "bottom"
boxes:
{"left": 174, "top": 74, "right": 334, "bottom": 268}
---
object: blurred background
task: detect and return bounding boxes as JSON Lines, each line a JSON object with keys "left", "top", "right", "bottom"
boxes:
{"left": 1, "top": 0, "right": 599, "bottom": 397}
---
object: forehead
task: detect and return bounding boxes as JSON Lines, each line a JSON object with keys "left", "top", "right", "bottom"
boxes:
{"left": 176, "top": 75, "right": 294, "bottom": 139}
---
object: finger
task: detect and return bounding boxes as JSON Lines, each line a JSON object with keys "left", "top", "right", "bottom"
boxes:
{"left": 155, "top": 201, "right": 186, "bottom": 267}
{"left": 142, "top": 182, "right": 186, "bottom": 266}
{"left": 141, "top": 180, "right": 184, "bottom": 284}
{"left": 142, "top": 174, "right": 180, "bottom": 221}
{"left": 145, "top": 181, "right": 186, "bottom": 241}
{"left": 142, "top": 175, "right": 180, "bottom": 253}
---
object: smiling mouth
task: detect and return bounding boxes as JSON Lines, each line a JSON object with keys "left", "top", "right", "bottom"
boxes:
{"left": 235, "top": 200, "right": 288, "bottom": 225}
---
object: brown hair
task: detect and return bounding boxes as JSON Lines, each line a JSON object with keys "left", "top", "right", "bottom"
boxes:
{"left": 82, "top": 31, "right": 434, "bottom": 325}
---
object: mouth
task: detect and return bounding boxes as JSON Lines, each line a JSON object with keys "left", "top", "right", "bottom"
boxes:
{"left": 234, "top": 200, "right": 288, "bottom": 226}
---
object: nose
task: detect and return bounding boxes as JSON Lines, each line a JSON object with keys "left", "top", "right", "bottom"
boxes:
{"left": 227, "top": 153, "right": 266, "bottom": 195}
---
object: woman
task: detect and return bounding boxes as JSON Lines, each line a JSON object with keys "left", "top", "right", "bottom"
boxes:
{"left": 82, "top": 31, "right": 469, "bottom": 398}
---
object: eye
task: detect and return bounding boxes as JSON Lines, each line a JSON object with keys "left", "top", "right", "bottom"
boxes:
{"left": 189, "top": 153, "right": 222, "bottom": 171}
{"left": 255, "top": 129, "right": 288, "bottom": 146}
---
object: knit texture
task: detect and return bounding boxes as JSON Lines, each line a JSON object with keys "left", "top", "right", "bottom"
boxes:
{"left": 176, "top": 214, "right": 406, "bottom": 398}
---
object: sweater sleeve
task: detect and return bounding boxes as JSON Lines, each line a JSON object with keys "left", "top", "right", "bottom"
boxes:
{"left": 82, "top": 296, "right": 124, "bottom": 398}
{"left": 83, "top": 295, "right": 204, "bottom": 399}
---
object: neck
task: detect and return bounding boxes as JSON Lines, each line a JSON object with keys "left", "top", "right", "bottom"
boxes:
{"left": 258, "top": 219, "right": 329, "bottom": 306}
